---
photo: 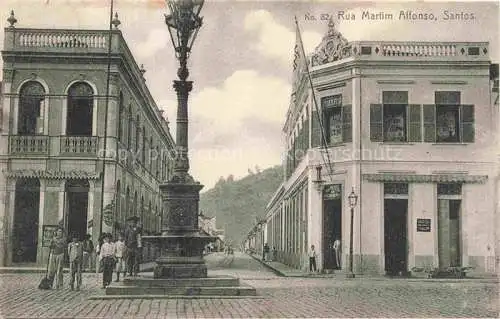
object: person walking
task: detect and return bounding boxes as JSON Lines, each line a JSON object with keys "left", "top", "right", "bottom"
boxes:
{"left": 114, "top": 233, "right": 126, "bottom": 282}
{"left": 333, "top": 238, "right": 341, "bottom": 270}
{"left": 68, "top": 232, "right": 83, "bottom": 291}
{"left": 263, "top": 243, "right": 270, "bottom": 261}
{"left": 309, "top": 245, "right": 317, "bottom": 273}
{"left": 82, "top": 234, "right": 94, "bottom": 272}
{"left": 124, "top": 216, "right": 141, "bottom": 277}
{"left": 99, "top": 233, "right": 115, "bottom": 288}
{"left": 48, "top": 227, "right": 66, "bottom": 289}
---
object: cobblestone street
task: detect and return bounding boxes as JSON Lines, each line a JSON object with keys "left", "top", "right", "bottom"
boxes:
{"left": 0, "top": 253, "right": 498, "bottom": 318}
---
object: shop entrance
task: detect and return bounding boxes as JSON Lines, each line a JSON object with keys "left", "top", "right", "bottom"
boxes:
{"left": 384, "top": 199, "right": 408, "bottom": 276}
{"left": 322, "top": 184, "right": 342, "bottom": 270}
{"left": 65, "top": 180, "right": 89, "bottom": 240}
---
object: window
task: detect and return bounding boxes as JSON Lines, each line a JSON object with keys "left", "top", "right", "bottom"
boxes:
{"left": 118, "top": 92, "right": 124, "bottom": 142}
{"left": 316, "top": 95, "right": 351, "bottom": 146}
{"left": 127, "top": 107, "right": 133, "bottom": 149}
{"left": 424, "top": 92, "right": 474, "bottom": 143}
{"left": 370, "top": 91, "right": 422, "bottom": 143}
{"left": 135, "top": 115, "right": 140, "bottom": 153}
{"left": 67, "top": 82, "right": 93, "bottom": 136}
{"left": 18, "top": 81, "right": 45, "bottom": 135}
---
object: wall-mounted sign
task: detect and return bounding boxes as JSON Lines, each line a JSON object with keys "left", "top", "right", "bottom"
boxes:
{"left": 42, "top": 225, "right": 59, "bottom": 247}
{"left": 324, "top": 184, "right": 342, "bottom": 200}
{"left": 416, "top": 218, "right": 431, "bottom": 232}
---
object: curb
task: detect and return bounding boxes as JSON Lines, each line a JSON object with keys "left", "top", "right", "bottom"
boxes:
{"left": 247, "top": 253, "right": 285, "bottom": 277}
{"left": 246, "top": 254, "right": 499, "bottom": 283}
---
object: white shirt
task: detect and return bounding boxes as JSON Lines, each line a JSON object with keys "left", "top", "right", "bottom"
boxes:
{"left": 333, "top": 240, "right": 341, "bottom": 250}
{"left": 99, "top": 242, "right": 115, "bottom": 258}
{"left": 114, "top": 240, "right": 126, "bottom": 258}
{"left": 308, "top": 249, "right": 317, "bottom": 258}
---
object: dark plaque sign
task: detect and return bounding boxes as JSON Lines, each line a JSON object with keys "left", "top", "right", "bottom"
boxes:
{"left": 417, "top": 218, "right": 431, "bottom": 232}
{"left": 321, "top": 94, "right": 342, "bottom": 108}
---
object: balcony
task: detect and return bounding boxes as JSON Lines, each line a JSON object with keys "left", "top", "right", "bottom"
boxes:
{"left": 60, "top": 136, "right": 98, "bottom": 156}
{"left": 9, "top": 135, "right": 49, "bottom": 155}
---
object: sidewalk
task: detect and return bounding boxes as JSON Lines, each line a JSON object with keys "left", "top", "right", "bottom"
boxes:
{"left": 248, "top": 253, "right": 499, "bottom": 283}
{"left": 0, "top": 261, "right": 157, "bottom": 274}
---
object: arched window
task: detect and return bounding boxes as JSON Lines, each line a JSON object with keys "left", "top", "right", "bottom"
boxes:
{"left": 156, "top": 146, "right": 160, "bottom": 177}
{"left": 127, "top": 107, "right": 133, "bottom": 149}
{"left": 142, "top": 127, "right": 146, "bottom": 164}
{"left": 135, "top": 115, "right": 140, "bottom": 153}
{"left": 118, "top": 92, "right": 124, "bottom": 142}
{"left": 67, "top": 82, "right": 93, "bottom": 136}
{"left": 125, "top": 186, "right": 130, "bottom": 220}
{"left": 149, "top": 137, "right": 154, "bottom": 170}
{"left": 18, "top": 81, "right": 45, "bottom": 135}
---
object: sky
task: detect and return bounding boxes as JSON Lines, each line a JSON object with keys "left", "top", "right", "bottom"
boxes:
{"left": 0, "top": 0, "right": 498, "bottom": 190}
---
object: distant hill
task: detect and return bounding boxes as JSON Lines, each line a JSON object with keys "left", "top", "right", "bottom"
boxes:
{"left": 199, "top": 165, "right": 283, "bottom": 246}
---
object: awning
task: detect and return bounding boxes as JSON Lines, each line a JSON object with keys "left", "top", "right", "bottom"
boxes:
{"left": 3, "top": 169, "right": 101, "bottom": 180}
{"left": 363, "top": 173, "right": 488, "bottom": 184}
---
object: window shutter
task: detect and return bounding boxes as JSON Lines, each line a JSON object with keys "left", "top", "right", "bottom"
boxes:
{"left": 460, "top": 104, "right": 474, "bottom": 143}
{"left": 370, "top": 104, "right": 383, "bottom": 142}
{"left": 311, "top": 110, "right": 322, "bottom": 147}
{"left": 408, "top": 104, "right": 422, "bottom": 142}
{"left": 423, "top": 104, "right": 436, "bottom": 143}
{"left": 342, "top": 104, "right": 352, "bottom": 143}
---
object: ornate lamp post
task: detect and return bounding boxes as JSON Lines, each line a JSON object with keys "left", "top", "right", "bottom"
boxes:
{"left": 143, "top": 0, "right": 213, "bottom": 279}
{"left": 347, "top": 187, "right": 358, "bottom": 278}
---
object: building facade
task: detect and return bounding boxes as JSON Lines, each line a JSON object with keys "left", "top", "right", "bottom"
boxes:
{"left": 261, "top": 21, "right": 499, "bottom": 275}
{"left": 0, "top": 14, "right": 176, "bottom": 266}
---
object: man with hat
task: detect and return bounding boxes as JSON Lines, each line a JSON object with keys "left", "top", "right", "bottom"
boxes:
{"left": 99, "top": 232, "right": 115, "bottom": 288}
{"left": 124, "top": 216, "right": 141, "bottom": 276}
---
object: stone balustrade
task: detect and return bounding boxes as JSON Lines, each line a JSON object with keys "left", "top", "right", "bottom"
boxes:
{"left": 60, "top": 136, "right": 98, "bottom": 155}
{"left": 4, "top": 28, "right": 111, "bottom": 53}
{"left": 9, "top": 135, "right": 49, "bottom": 155}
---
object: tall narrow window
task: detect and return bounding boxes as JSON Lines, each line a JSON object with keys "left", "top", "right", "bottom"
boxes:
{"left": 67, "top": 82, "right": 93, "bottom": 136}
{"left": 382, "top": 91, "right": 407, "bottom": 142}
{"left": 135, "top": 115, "right": 140, "bottom": 153}
{"left": 18, "top": 82, "right": 45, "bottom": 135}
{"left": 142, "top": 127, "right": 146, "bottom": 164}
{"left": 118, "top": 92, "right": 124, "bottom": 142}
{"left": 127, "top": 107, "right": 133, "bottom": 149}
{"left": 321, "top": 95, "right": 351, "bottom": 145}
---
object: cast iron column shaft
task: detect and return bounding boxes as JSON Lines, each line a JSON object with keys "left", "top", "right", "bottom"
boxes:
{"left": 349, "top": 206, "right": 354, "bottom": 276}
{"left": 173, "top": 79, "right": 192, "bottom": 175}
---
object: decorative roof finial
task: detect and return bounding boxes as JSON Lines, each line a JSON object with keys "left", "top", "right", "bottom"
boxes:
{"left": 327, "top": 17, "right": 337, "bottom": 36}
{"left": 111, "top": 12, "right": 121, "bottom": 29}
{"left": 7, "top": 10, "right": 17, "bottom": 28}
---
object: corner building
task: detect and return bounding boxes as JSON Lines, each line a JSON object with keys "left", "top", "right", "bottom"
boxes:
{"left": 0, "top": 17, "right": 176, "bottom": 266}
{"left": 264, "top": 21, "right": 499, "bottom": 276}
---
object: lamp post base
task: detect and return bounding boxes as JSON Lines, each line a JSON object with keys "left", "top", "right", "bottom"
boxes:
{"left": 345, "top": 272, "right": 355, "bottom": 279}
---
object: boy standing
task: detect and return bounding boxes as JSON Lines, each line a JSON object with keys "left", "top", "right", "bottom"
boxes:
{"left": 99, "top": 233, "right": 115, "bottom": 288}
{"left": 82, "top": 234, "right": 94, "bottom": 272}
{"left": 309, "top": 245, "right": 317, "bottom": 273}
{"left": 114, "top": 234, "right": 126, "bottom": 282}
{"left": 68, "top": 232, "right": 83, "bottom": 291}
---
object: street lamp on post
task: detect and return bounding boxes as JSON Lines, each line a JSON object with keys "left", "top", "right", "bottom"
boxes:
{"left": 164, "top": 0, "right": 204, "bottom": 181}
{"left": 347, "top": 187, "right": 358, "bottom": 278}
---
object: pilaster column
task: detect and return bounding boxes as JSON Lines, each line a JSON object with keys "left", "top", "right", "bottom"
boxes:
{"left": 5, "top": 178, "right": 16, "bottom": 265}
{"left": 99, "top": 165, "right": 116, "bottom": 235}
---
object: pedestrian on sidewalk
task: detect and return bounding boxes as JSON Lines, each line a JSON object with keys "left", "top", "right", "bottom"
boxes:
{"left": 48, "top": 227, "right": 66, "bottom": 289}
{"left": 308, "top": 245, "right": 317, "bottom": 273}
{"left": 124, "top": 216, "right": 141, "bottom": 276}
{"left": 263, "top": 243, "right": 270, "bottom": 261}
{"left": 82, "top": 234, "right": 94, "bottom": 272}
{"left": 68, "top": 232, "right": 83, "bottom": 291}
{"left": 333, "top": 238, "right": 341, "bottom": 270}
{"left": 99, "top": 233, "right": 115, "bottom": 288}
{"left": 272, "top": 246, "right": 277, "bottom": 261}
{"left": 114, "top": 233, "right": 126, "bottom": 282}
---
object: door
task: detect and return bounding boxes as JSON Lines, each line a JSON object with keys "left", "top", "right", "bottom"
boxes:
{"left": 13, "top": 179, "right": 40, "bottom": 263}
{"left": 323, "top": 199, "right": 342, "bottom": 270}
{"left": 65, "top": 180, "right": 89, "bottom": 241}
{"left": 438, "top": 199, "right": 461, "bottom": 268}
{"left": 384, "top": 199, "right": 408, "bottom": 275}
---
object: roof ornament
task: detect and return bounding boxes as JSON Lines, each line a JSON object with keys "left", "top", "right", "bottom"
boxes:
{"left": 311, "top": 17, "right": 350, "bottom": 66}
{"left": 111, "top": 12, "right": 121, "bottom": 29}
{"left": 7, "top": 10, "right": 17, "bottom": 28}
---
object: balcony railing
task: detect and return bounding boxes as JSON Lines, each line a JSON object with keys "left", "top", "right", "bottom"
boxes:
{"left": 9, "top": 135, "right": 49, "bottom": 155}
{"left": 60, "top": 136, "right": 98, "bottom": 155}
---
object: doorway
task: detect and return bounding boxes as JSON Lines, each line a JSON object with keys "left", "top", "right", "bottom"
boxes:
{"left": 12, "top": 179, "right": 40, "bottom": 263}
{"left": 384, "top": 199, "right": 408, "bottom": 275}
{"left": 323, "top": 198, "right": 342, "bottom": 270}
{"left": 65, "top": 180, "right": 89, "bottom": 240}
{"left": 438, "top": 199, "right": 461, "bottom": 268}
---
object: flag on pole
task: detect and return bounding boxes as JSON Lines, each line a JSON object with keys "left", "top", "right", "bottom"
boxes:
{"left": 292, "top": 16, "right": 307, "bottom": 96}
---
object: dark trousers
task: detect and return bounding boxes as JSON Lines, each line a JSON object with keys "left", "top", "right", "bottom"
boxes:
{"left": 69, "top": 260, "right": 82, "bottom": 289}
{"left": 126, "top": 247, "right": 139, "bottom": 276}
{"left": 309, "top": 257, "right": 317, "bottom": 272}
{"left": 102, "top": 256, "right": 114, "bottom": 287}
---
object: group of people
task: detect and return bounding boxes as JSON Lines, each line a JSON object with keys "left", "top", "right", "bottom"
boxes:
{"left": 308, "top": 239, "right": 341, "bottom": 272}
{"left": 262, "top": 243, "right": 277, "bottom": 262}
{"left": 45, "top": 216, "right": 143, "bottom": 290}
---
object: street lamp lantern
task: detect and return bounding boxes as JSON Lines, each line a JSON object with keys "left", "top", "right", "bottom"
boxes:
{"left": 165, "top": 0, "right": 204, "bottom": 80}
{"left": 313, "top": 165, "right": 325, "bottom": 191}
{"left": 348, "top": 187, "right": 358, "bottom": 208}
